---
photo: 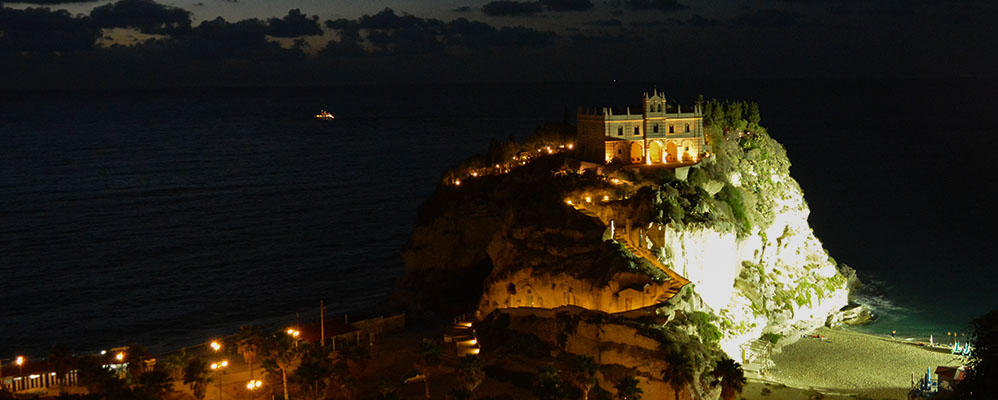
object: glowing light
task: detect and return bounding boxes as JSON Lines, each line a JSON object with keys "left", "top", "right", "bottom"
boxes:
{"left": 603, "top": 195, "right": 609, "bottom": 201}
{"left": 100, "top": 350, "right": 107, "bottom": 355}
{"left": 611, "top": 178, "right": 620, "bottom": 184}
{"left": 470, "top": 348, "right": 480, "bottom": 354}
{"left": 568, "top": 144, "right": 574, "bottom": 149}
{"left": 287, "top": 328, "right": 300, "bottom": 338}
{"left": 221, "top": 360, "right": 229, "bottom": 367}
{"left": 585, "top": 196, "right": 591, "bottom": 203}
{"left": 459, "top": 322, "right": 472, "bottom": 327}
{"left": 115, "top": 353, "right": 124, "bottom": 362}
{"left": 210, "top": 341, "right": 221, "bottom": 351}
{"left": 15, "top": 356, "right": 24, "bottom": 366}
{"left": 471, "top": 172, "right": 478, "bottom": 177}
{"left": 566, "top": 200, "right": 573, "bottom": 205}
{"left": 211, "top": 363, "right": 218, "bottom": 370}
{"left": 29, "top": 374, "right": 39, "bottom": 379}
{"left": 247, "top": 380, "right": 263, "bottom": 390}
{"left": 454, "top": 179, "right": 461, "bottom": 186}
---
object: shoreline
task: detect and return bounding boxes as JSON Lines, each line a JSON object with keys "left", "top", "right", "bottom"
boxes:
{"left": 741, "top": 327, "right": 967, "bottom": 400}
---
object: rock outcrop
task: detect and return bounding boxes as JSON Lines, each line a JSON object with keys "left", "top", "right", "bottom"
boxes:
{"left": 397, "top": 123, "right": 851, "bottom": 398}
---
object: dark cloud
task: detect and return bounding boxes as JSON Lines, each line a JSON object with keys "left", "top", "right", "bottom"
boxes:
{"left": 265, "top": 9, "right": 321, "bottom": 37}
{"left": 729, "top": 8, "right": 802, "bottom": 29}
{"left": 588, "top": 18, "right": 622, "bottom": 27}
{"left": 453, "top": 6, "right": 471, "bottom": 12}
{"left": 356, "top": 8, "right": 441, "bottom": 30}
{"left": 482, "top": 1, "right": 544, "bottom": 17}
{"left": 540, "top": 0, "right": 594, "bottom": 12}
{"left": 0, "top": 6, "right": 99, "bottom": 53}
{"left": 864, "top": 7, "right": 914, "bottom": 18}
{"left": 90, "top": 0, "right": 191, "bottom": 34}
{"left": 687, "top": 14, "right": 720, "bottom": 27}
{"left": 612, "top": 0, "right": 687, "bottom": 12}
{"left": 4, "top": 0, "right": 97, "bottom": 3}
{"left": 568, "top": 32, "right": 640, "bottom": 50}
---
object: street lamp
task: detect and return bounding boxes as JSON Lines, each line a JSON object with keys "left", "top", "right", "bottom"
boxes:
{"left": 286, "top": 328, "right": 300, "bottom": 348}
{"left": 210, "top": 341, "right": 222, "bottom": 352}
{"left": 246, "top": 379, "right": 263, "bottom": 390}
{"left": 210, "top": 360, "right": 228, "bottom": 400}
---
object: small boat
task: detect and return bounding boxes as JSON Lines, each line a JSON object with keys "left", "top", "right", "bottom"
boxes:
{"left": 315, "top": 110, "right": 335, "bottom": 120}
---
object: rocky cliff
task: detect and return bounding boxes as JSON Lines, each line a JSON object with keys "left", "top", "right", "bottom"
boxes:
{"left": 396, "top": 120, "right": 851, "bottom": 396}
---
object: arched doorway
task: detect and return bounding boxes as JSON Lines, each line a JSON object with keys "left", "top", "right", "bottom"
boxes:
{"left": 648, "top": 141, "right": 663, "bottom": 163}
{"left": 629, "top": 142, "right": 643, "bottom": 163}
{"left": 681, "top": 140, "right": 694, "bottom": 162}
{"left": 666, "top": 142, "right": 678, "bottom": 162}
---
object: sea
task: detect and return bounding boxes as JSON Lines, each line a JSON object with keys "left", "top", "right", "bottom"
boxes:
{"left": 1, "top": 79, "right": 996, "bottom": 359}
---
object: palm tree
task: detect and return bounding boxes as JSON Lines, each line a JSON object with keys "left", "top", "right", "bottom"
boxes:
{"left": 614, "top": 376, "right": 642, "bottom": 400}
{"left": 711, "top": 357, "right": 746, "bottom": 400}
{"left": 47, "top": 344, "right": 74, "bottom": 389}
{"left": 456, "top": 354, "right": 485, "bottom": 393}
{"left": 568, "top": 355, "right": 598, "bottom": 400}
{"left": 162, "top": 350, "right": 195, "bottom": 382}
{"left": 182, "top": 358, "right": 212, "bottom": 400}
{"left": 661, "top": 350, "right": 694, "bottom": 400}
{"left": 266, "top": 331, "right": 303, "bottom": 400}
{"left": 532, "top": 364, "right": 568, "bottom": 400}
{"left": 293, "top": 342, "right": 334, "bottom": 400}
{"left": 138, "top": 368, "right": 174, "bottom": 399}
{"left": 414, "top": 338, "right": 441, "bottom": 400}
{"left": 124, "top": 344, "right": 151, "bottom": 383}
{"left": 235, "top": 325, "right": 264, "bottom": 380}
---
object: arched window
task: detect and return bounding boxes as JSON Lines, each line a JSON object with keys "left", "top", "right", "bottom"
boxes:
{"left": 653, "top": 124, "right": 659, "bottom": 133}
{"left": 657, "top": 104, "right": 663, "bottom": 112}
{"left": 634, "top": 126, "right": 640, "bottom": 135}
{"left": 685, "top": 123, "right": 690, "bottom": 133}
{"left": 669, "top": 125, "right": 675, "bottom": 133}
{"left": 618, "top": 126, "right": 623, "bottom": 136}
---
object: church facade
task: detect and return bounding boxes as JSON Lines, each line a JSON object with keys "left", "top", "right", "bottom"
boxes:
{"left": 577, "top": 89, "right": 707, "bottom": 165}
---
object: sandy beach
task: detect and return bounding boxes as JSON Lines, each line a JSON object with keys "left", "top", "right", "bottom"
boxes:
{"left": 741, "top": 328, "right": 966, "bottom": 400}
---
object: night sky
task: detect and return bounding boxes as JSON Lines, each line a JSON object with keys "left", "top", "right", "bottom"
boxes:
{"left": 1, "top": 0, "right": 996, "bottom": 88}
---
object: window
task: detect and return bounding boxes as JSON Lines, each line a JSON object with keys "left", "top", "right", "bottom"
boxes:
{"left": 653, "top": 124, "right": 658, "bottom": 133}
{"left": 685, "top": 123, "right": 690, "bottom": 133}
{"left": 618, "top": 127, "right": 623, "bottom": 136}
{"left": 617, "top": 149, "right": 622, "bottom": 154}
{"left": 669, "top": 125, "right": 674, "bottom": 133}
{"left": 657, "top": 104, "right": 662, "bottom": 112}
{"left": 634, "top": 126, "right": 640, "bottom": 135}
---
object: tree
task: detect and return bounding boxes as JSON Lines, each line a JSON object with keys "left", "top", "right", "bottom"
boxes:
{"left": 235, "top": 325, "right": 264, "bottom": 380}
{"left": 182, "top": 358, "right": 212, "bottom": 400}
{"left": 614, "top": 375, "right": 642, "bottom": 400}
{"left": 124, "top": 344, "right": 151, "bottom": 383}
{"left": 266, "top": 331, "right": 303, "bottom": 400}
{"left": 414, "top": 338, "right": 441, "bottom": 400}
{"left": 47, "top": 344, "right": 74, "bottom": 389}
{"left": 456, "top": 354, "right": 485, "bottom": 393}
{"left": 662, "top": 349, "right": 695, "bottom": 400}
{"left": 746, "top": 102, "right": 761, "bottom": 127}
{"left": 532, "top": 364, "right": 568, "bottom": 400}
{"left": 76, "top": 354, "right": 122, "bottom": 395}
{"left": 710, "top": 357, "right": 746, "bottom": 400}
{"left": 293, "top": 342, "right": 334, "bottom": 400}
{"left": 162, "top": 350, "right": 195, "bottom": 382}
{"left": 138, "top": 368, "right": 174, "bottom": 399}
{"left": 957, "top": 309, "right": 998, "bottom": 399}
{"left": 568, "top": 355, "right": 598, "bottom": 400}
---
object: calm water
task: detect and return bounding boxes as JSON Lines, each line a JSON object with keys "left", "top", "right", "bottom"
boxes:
{"left": 1, "top": 80, "right": 995, "bottom": 357}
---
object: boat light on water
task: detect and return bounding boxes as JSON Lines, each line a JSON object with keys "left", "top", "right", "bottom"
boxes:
{"left": 315, "top": 110, "right": 335, "bottom": 120}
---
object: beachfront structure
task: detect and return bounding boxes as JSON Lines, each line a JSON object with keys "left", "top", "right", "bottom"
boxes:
{"left": 577, "top": 89, "right": 707, "bottom": 165}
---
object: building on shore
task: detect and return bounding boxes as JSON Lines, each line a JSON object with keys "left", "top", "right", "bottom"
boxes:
{"left": 577, "top": 89, "right": 708, "bottom": 165}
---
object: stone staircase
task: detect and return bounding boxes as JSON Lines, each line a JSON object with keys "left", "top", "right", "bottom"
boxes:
{"left": 571, "top": 203, "right": 689, "bottom": 304}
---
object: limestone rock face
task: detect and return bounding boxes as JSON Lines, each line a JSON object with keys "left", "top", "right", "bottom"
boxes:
{"left": 398, "top": 128, "right": 850, "bottom": 364}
